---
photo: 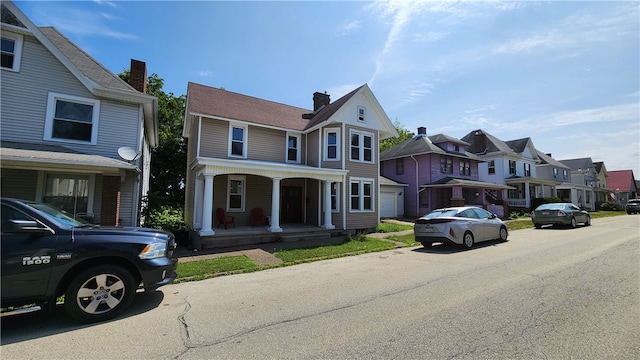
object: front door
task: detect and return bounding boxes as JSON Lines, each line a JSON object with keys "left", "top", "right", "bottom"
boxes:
{"left": 281, "top": 186, "right": 303, "bottom": 223}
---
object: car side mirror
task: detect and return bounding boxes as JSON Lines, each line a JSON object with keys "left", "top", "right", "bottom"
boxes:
{"left": 489, "top": 213, "right": 497, "bottom": 219}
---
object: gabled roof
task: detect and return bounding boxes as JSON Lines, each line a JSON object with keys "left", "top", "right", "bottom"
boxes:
{"left": 2, "top": 2, "right": 158, "bottom": 146}
{"left": 428, "top": 133, "right": 470, "bottom": 146}
{"left": 505, "top": 137, "right": 530, "bottom": 154}
{"left": 460, "top": 129, "right": 517, "bottom": 156}
{"left": 380, "top": 134, "right": 479, "bottom": 161}
{"left": 559, "top": 157, "right": 595, "bottom": 172}
{"left": 607, "top": 170, "right": 637, "bottom": 192}
{"left": 535, "top": 150, "right": 570, "bottom": 169}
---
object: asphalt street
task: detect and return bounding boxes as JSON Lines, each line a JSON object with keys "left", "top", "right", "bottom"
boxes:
{"left": 1, "top": 215, "right": 638, "bottom": 359}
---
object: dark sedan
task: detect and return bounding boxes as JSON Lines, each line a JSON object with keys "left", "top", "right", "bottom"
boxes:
{"left": 531, "top": 203, "right": 591, "bottom": 229}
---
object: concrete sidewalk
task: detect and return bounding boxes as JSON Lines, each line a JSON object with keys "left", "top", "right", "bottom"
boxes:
{"left": 174, "top": 219, "right": 415, "bottom": 266}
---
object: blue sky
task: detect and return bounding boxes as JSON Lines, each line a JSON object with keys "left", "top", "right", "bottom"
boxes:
{"left": 15, "top": 1, "right": 640, "bottom": 177}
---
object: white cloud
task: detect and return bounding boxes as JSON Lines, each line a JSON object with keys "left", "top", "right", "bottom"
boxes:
{"left": 515, "top": 103, "right": 639, "bottom": 132}
{"left": 198, "top": 70, "right": 214, "bottom": 77}
{"left": 335, "top": 20, "right": 362, "bottom": 36}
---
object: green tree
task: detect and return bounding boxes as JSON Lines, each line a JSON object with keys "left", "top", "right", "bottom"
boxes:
{"left": 119, "top": 71, "right": 187, "bottom": 229}
{"left": 380, "top": 120, "right": 414, "bottom": 152}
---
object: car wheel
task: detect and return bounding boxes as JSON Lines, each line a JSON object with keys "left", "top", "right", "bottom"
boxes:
{"left": 570, "top": 217, "right": 577, "bottom": 229}
{"left": 534, "top": 224, "right": 542, "bottom": 229}
{"left": 584, "top": 215, "right": 591, "bottom": 226}
{"left": 420, "top": 241, "right": 433, "bottom": 248}
{"left": 499, "top": 226, "right": 508, "bottom": 242}
{"left": 463, "top": 231, "right": 474, "bottom": 249}
{"left": 64, "top": 265, "right": 136, "bottom": 323}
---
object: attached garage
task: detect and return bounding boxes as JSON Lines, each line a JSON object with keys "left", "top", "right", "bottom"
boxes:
{"left": 379, "top": 176, "right": 406, "bottom": 219}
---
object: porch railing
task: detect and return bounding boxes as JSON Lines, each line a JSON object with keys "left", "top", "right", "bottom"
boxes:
{"left": 507, "top": 198, "right": 527, "bottom": 208}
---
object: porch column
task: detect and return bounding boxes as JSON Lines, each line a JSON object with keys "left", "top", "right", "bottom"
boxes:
{"left": 269, "top": 177, "right": 283, "bottom": 233}
{"left": 200, "top": 174, "right": 215, "bottom": 236}
{"left": 322, "top": 181, "right": 335, "bottom": 230}
{"left": 524, "top": 180, "right": 531, "bottom": 208}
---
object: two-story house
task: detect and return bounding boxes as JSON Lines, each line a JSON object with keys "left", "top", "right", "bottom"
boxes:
{"left": 593, "top": 161, "right": 611, "bottom": 208}
{"left": 0, "top": 2, "right": 158, "bottom": 226}
{"left": 380, "top": 127, "right": 511, "bottom": 218}
{"left": 557, "top": 157, "right": 598, "bottom": 210}
{"left": 182, "top": 82, "right": 397, "bottom": 245}
{"left": 533, "top": 150, "right": 571, "bottom": 200}
{"left": 606, "top": 170, "right": 638, "bottom": 207}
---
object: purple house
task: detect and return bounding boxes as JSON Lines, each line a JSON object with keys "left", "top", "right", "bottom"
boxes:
{"left": 380, "top": 127, "right": 511, "bottom": 218}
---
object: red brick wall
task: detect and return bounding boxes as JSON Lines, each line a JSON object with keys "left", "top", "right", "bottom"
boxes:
{"left": 101, "top": 176, "right": 121, "bottom": 226}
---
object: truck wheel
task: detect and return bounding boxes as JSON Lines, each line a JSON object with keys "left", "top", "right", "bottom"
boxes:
{"left": 64, "top": 265, "right": 136, "bottom": 323}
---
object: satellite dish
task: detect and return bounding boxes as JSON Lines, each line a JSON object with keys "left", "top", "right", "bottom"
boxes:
{"left": 118, "top": 146, "right": 141, "bottom": 162}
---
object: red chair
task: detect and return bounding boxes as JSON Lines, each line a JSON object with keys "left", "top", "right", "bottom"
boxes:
{"left": 250, "top": 207, "right": 265, "bottom": 226}
{"left": 215, "top": 208, "right": 235, "bottom": 229}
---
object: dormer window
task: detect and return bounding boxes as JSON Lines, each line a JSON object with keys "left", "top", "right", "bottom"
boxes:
{"left": 357, "top": 106, "right": 366, "bottom": 122}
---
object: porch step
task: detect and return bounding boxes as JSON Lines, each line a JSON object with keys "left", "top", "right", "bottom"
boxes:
{"left": 193, "top": 228, "right": 343, "bottom": 250}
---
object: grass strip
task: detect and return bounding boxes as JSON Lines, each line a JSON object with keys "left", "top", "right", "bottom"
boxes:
{"left": 274, "top": 238, "right": 397, "bottom": 264}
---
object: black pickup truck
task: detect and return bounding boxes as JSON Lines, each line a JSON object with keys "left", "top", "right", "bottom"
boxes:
{"left": 1, "top": 197, "right": 177, "bottom": 323}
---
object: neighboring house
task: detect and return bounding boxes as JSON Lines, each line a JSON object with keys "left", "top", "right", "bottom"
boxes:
{"left": 593, "top": 161, "right": 611, "bottom": 208}
{"left": 0, "top": 2, "right": 158, "bottom": 226}
{"left": 380, "top": 127, "right": 511, "bottom": 219}
{"left": 379, "top": 176, "right": 406, "bottom": 219}
{"left": 558, "top": 157, "right": 598, "bottom": 210}
{"left": 606, "top": 170, "right": 638, "bottom": 206}
{"left": 533, "top": 150, "right": 571, "bottom": 199}
{"left": 461, "top": 130, "right": 543, "bottom": 211}
{"left": 182, "top": 82, "right": 398, "bottom": 240}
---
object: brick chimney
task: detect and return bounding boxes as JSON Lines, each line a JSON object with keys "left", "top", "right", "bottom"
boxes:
{"left": 130, "top": 59, "right": 147, "bottom": 94}
{"left": 313, "top": 91, "right": 330, "bottom": 111}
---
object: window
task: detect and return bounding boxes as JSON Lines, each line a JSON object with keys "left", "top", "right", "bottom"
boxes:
{"left": 553, "top": 168, "right": 558, "bottom": 178}
{"left": 331, "top": 182, "right": 340, "bottom": 212}
{"left": 228, "top": 124, "right": 247, "bottom": 158}
{"left": 350, "top": 130, "right": 373, "bottom": 163}
{"left": 324, "top": 128, "right": 340, "bottom": 161}
{"left": 419, "top": 190, "right": 429, "bottom": 206}
{"left": 460, "top": 160, "right": 470, "bottom": 176}
{"left": 227, "top": 176, "right": 245, "bottom": 211}
{"left": 396, "top": 158, "right": 404, "bottom": 175}
{"left": 509, "top": 160, "right": 516, "bottom": 175}
{"left": 524, "top": 163, "right": 531, "bottom": 177}
{"left": 563, "top": 170, "right": 568, "bottom": 179}
{"left": 488, "top": 160, "right": 496, "bottom": 175}
{"left": 1, "top": 33, "right": 22, "bottom": 71}
{"left": 43, "top": 174, "right": 89, "bottom": 214}
{"left": 357, "top": 106, "right": 366, "bottom": 122}
{"left": 350, "top": 178, "right": 374, "bottom": 212}
{"left": 286, "top": 133, "right": 300, "bottom": 163}
{"left": 44, "top": 93, "right": 100, "bottom": 144}
{"left": 440, "top": 156, "right": 453, "bottom": 174}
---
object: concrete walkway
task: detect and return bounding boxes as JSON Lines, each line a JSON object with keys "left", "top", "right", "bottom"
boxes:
{"left": 175, "top": 219, "right": 415, "bottom": 266}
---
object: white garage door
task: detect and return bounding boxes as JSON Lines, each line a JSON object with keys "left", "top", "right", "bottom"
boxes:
{"left": 380, "top": 191, "right": 396, "bottom": 218}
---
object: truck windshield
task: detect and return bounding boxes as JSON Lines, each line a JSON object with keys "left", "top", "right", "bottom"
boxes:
{"left": 28, "top": 203, "right": 92, "bottom": 228}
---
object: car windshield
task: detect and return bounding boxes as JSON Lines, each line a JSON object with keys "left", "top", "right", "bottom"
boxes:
{"left": 536, "top": 204, "right": 565, "bottom": 210}
{"left": 27, "top": 203, "right": 92, "bottom": 228}
{"left": 423, "top": 209, "right": 460, "bottom": 218}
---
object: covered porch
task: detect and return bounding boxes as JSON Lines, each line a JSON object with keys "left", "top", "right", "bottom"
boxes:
{"left": 190, "top": 157, "right": 348, "bottom": 239}
{"left": 505, "top": 177, "right": 562, "bottom": 209}
{"left": 421, "top": 177, "right": 513, "bottom": 218}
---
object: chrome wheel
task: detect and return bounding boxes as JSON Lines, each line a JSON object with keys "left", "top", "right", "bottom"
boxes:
{"left": 499, "top": 226, "right": 508, "bottom": 242}
{"left": 463, "top": 232, "right": 474, "bottom": 249}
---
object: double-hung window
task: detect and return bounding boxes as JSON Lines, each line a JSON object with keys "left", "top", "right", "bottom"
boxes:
{"left": 396, "top": 158, "right": 404, "bottom": 175}
{"left": 44, "top": 93, "right": 100, "bottom": 144}
{"left": 460, "top": 160, "right": 470, "bottom": 176}
{"left": 440, "top": 156, "right": 453, "bottom": 174}
{"left": 357, "top": 106, "right": 366, "bottom": 122}
{"left": 350, "top": 130, "right": 373, "bottom": 163}
{"left": 509, "top": 160, "right": 517, "bottom": 175}
{"left": 350, "top": 178, "right": 374, "bottom": 212}
{"left": 227, "top": 175, "right": 245, "bottom": 211}
{"left": 324, "top": 128, "right": 340, "bottom": 161}
{"left": 286, "top": 133, "right": 300, "bottom": 163}
{"left": 229, "top": 123, "right": 247, "bottom": 158}
{"left": 1, "top": 33, "right": 23, "bottom": 71}
{"left": 488, "top": 160, "right": 496, "bottom": 175}
{"left": 553, "top": 168, "right": 558, "bottom": 178}
{"left": 331, "top": 182, "right": 340, "bottom": 212}
{"left": 524, "top": 163, "right": 531, "bottom": 176}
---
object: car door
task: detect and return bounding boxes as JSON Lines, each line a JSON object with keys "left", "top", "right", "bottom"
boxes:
{"left": 569, "top": 204, "right": 586, "bottom": 223}
{"left": 459, "top": 209, "right": 485, "bottom": 240}
{"left": 1, "top": 204, "right": 58, "bottom": 302}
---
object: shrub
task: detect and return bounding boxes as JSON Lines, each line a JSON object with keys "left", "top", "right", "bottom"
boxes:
{"left": 142, "top": 205, "right": 184, "bottom": 231}
{"left": 599, "top": 202, "right": 622, "bottom": 211}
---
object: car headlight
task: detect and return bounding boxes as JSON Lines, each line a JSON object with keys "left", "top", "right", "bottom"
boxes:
{"left": 138, "top": 242, "right": 168, "bottom": 259}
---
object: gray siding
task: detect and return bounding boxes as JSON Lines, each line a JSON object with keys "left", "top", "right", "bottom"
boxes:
{"left": 0, "top": 169, "right": 38, "bottom": 201}
{"left": 199, "top": 119, "right": 228, "bottom": 158}
{"left": 247, "top": 126, "right": 284, "bottom": 162}
{"left": 307, "top": 130, "right": 319, "bottom": 167}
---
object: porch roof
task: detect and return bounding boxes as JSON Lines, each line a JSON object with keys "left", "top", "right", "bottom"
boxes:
{"left": 505, "top": 176, "right": 561, "bottom": 186}
{"left": 194, "top": 157, "right": 348, "bottom": 182}
{"left": 421, "top": 177, "right": 514, "bottom": 190}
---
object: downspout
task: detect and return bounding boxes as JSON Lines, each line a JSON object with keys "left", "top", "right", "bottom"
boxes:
{"left": 411, "top": 155, "right": 419, "bottom": 217}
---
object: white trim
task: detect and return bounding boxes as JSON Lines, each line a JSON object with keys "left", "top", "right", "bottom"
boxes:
{"left": 227, "top": 175, "right": 245, "bottom": 212}
{"left": 323, "top": 127, "right": 341, "bottom": 162}
{"left": 285, "top": 131, "right": 301, "bottom": 163}
{"left": 349, "top": 177, "right": 375, "bottom": 213}
{"left": 228, "top": 122, "right": 247, "bottom": 158}
{"left": 1, "top": 32, "right": 23, "bottom": 72}
{"left": 43, "top": 93, "right": 100, "bottom": 145}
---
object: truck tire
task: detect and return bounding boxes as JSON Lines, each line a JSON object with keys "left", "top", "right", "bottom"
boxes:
{"left": 64, "top": 265, "right": 136, "bottom": 323}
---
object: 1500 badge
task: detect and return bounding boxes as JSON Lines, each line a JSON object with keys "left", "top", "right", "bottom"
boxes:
{"left": 23, "top": 256, "right": 51, "bottom": 265}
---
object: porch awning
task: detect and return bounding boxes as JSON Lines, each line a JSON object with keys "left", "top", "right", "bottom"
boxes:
{"left": 421, "top": 177, "right": 514, "bottom": 190}
{"left": 194, "top": 157, "right": 348, "bottom": 182}
{"left": 505, "top": 176, "right": 561, "bottom": 186}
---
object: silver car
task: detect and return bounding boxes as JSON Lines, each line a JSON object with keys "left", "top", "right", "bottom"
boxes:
{"left": 414, "top": 206, "right": 508, "bottom": 249}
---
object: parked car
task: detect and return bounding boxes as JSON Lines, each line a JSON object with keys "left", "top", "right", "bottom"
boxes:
{"left": 1, "top": 198, "right": 177, "bottom": 323}
{"left": 626, "top": 199, "right": 640, "bottom": 214}
{"left": 530, "top": 203, "right": 591, "bottom": 229}
{"left": 414, "top": 206, "right": 508, "bottom": 249}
